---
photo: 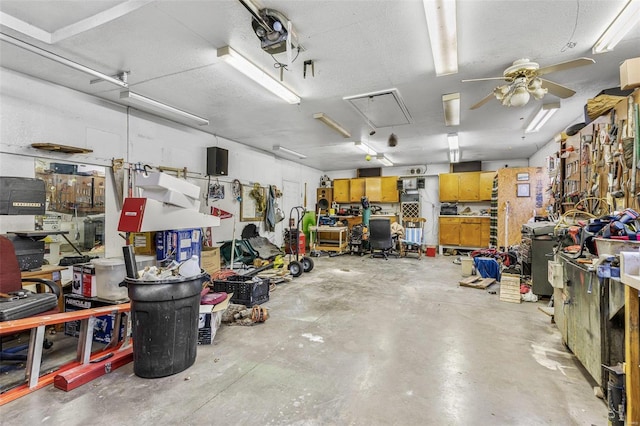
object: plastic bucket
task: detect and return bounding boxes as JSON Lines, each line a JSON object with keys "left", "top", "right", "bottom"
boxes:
{"left": 94, "top": 256, "right": 156, "bottom": 301}
{"left": 122, "top": 272, "right": 206, "bottom": 378}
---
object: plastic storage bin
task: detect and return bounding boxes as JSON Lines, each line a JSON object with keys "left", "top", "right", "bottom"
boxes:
{"left": 93, "top": 256, "right": 156, "bottom": 301}
{"left": 123, "top": 272, "right": 206, "bottom": 378}
{"left": 212, "top": 276, "right": 270, "bottom": 306}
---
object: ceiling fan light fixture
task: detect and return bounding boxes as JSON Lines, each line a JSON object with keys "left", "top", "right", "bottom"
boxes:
{"left": 592, "top": 0, "right": 640, "bottom": 54}
{"left": 217, "top": 45, "right": 301, "bottom": 104}
{"left": 509, "top": 86, "right": 530, "bottom": 107}
{"left": 525, "top": 102, "right": 560, "bottom": 133}
{"left": 442, "top": 93, "right": 460, "bottom": 126}
{"left": 422, "top": 0, "right": 458, "bottom": 76}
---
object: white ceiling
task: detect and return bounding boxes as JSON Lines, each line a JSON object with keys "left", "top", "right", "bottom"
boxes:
{"left": 1, "top": 0, "right": 639, "bottom": 171}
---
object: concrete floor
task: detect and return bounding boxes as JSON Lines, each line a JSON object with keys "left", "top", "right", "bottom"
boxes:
{"left": 1, "top": 254, "right": 607, "bottom": 425}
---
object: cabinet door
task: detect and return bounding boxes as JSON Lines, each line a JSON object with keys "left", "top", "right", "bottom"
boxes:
{"left": 333, "top": 179, "right": 350, "bottom": 203}
{"left": 439, "top": 217, "right": 460, "bottom": 246}
{"left": 479, "top": 172, "right": 495, "bottom": 201}
{"left": 459, "top": 218, "right": 482, "bottom": 247}
{"left": 480, "top": 218, "right": 491, "bottom": 247}
{"left": 380, "top": 176, "right": 399, "bottom": 202}
{"left": 439, "top": 174, "right": 459, "bottom": 202}
{"left": 349, "top": 178, "right": 366, "bottom": 202}
{"left": 365, "top": 177, "right": 382, "bottom": 202}
{"left": 458, "top": 172, "right": 480, "bottom": 201}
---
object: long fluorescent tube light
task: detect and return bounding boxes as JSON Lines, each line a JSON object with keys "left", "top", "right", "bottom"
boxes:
{"left": 0, "top": 32, "right": 128, "bottom": 88}
{"left": 376, "top": 154, "right": 393, "bottom": 167}
{"left": 313, "top": 113, "right": 351, "bottom": 138}
{"left": 423, "top": 0, "right": 458, "bottom": 75}
{"left": 442, "top": 93, "right": 460, "bottom": 126}
{"left": 447, "top": 133, "right": 459, "bottom": 150}
{"left": 592, "top": 0, "right": 640, "bottom": 54}
{"left": 525, "top": 102, "right": 560, "bottom": 133}
{"left": 273, "top": 145, "right": 306, "bottom": 159}
{"left": 449, "top": 148, "right": 460, "bottom": 163}
{"left": 354, "top": 141, "right": 377, "bottom": 156}
{"left": 120, "top": 91, "right": 209, "bottom": 126}
{"left": 217, "top": 46, "right": 300, "bottom": 104}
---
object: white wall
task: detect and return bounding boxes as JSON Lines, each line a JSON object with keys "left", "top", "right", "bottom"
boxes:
{"left": 0, "top": 68, "right": 322, "bottom": 257}
{"left": 529, "top": 139, "right": 557, "bottom": 168}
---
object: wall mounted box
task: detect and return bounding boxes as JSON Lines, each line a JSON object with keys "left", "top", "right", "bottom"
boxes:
{"left": 620, "top": 57, "right": 640, "bottom": 90}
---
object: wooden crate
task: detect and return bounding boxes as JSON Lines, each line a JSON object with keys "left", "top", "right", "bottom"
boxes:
{"left": 500, "top": 273, "right": 521, "bottom": 304}
{"left": 201, "top": 246, "right": 221, "bottom": 275}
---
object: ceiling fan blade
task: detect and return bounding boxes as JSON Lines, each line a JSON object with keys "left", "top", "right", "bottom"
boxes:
{"left": 540, "top": 78, "right": 576, "bottom": 99}
{"left": 462, "top": 77, "right": 508, "bottom": 83}
{"left": 470, "top": 93, "right": 495, "bottom": 110}
{"left": 537, "top": 57, "right": 595, "bottom": 76}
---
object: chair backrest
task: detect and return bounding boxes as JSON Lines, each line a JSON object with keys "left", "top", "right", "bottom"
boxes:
{"left": 369, "top": 218, "right": 392, "bottom": 249}
{"left": 0, "top": 235, "right": 23, "bottom": 293}
{"left": 402, "top": 217, "right": 426, "bottom": 244}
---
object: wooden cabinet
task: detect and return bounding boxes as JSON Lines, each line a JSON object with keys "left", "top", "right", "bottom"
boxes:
{"left": 439, "top": 216, "right": 490, "bottom": 248}
{"left": 459, "top": 217, "right": 482, "bottom": 247}
{"left": 439, "top": 217, "right": 460, "bottom": 246}
{"left": 380, "top": 176, "right": 399, "bottom": 202}
{"left": 479, "top": 172, "right": 495, "bottom": 201}
{"left": 333, "top": 179, "right": 350, "bottom": 203}
{"left": 439, "top": 172, "right": 495, "bottom": 202}
{"left": 365, "top": 177, "right": 382, "bottom": 201}
{"left": 332, "top": 176, "right": 399, "bottom": 204}
{"left": 439, "top": 174, "right": 459, "bottom": 202}
{"left": 458, "top": 173, "right": 480, "bottom": 201}
{"left": 349, "top": 178, "right": 366, "bottom": 202}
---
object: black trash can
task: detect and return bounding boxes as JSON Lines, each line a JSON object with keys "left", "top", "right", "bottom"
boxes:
{"left": 123, "top": 272, "right": 206, "bottom": 378}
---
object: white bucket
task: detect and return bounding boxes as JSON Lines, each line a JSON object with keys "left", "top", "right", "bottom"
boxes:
{"left": 461, "top": 257, "right": 474, "bottom": 276}
{"left": 94, "top": 256, "right": 156, "bottom": 301}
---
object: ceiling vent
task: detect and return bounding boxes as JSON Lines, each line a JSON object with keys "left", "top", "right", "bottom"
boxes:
{"left": 344, "top": 88, "right": 412, "bottom": 128}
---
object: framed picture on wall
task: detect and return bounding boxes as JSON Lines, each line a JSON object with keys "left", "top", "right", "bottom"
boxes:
{"left": 517, "top": 183, "right": 530, "bottom": 197}
{"left": 517, "top": 172, "right": 529, "bottom": 181}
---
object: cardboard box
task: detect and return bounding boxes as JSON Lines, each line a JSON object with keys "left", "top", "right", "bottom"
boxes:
{"left": 198, "top": 293, "right": 232, "bottom": 345}
{"left": 64, "top": 294, "right": 127, "bottom": 344}
{"left": 155, "top": 228, "right": 201, "bottom": 263}
{"left": 201, "top": 246, "right": 221, "bottom": 275}
{"left": 620, "top": 57, "right": 640, "bottom": 90}
{"left": 82, "top": 264, "right": 96, "bottom": 298}
{"left": 72, "top": 264, "right": 83, "bottom": 295}
{"left": 132, "top": 232, "right": 156, "bottom": 255}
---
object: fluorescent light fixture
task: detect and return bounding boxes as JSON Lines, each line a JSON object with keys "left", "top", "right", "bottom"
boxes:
{"left": 449, "top": 148, "right": 460, "bottom": 163}
{"left": 442, "top": 93, "right": 460, "bottom": 126}
{"left": 525, "top": 102, "right": 560, "bottom": 133}
{"left": 447, "top": 133, "right": 459, "bottom": 150}
{"left": 217, "top": 45, "right": 300, "bottom": 104}
{"left": 313, "top": 113, "right": 351, "bottom": 138}
{"left": 376, "top": 154, "right": 393, "bottom": 167}
{"left": 592, "top": 0, "right": 640, "bottom": 54}
{"left": 423, "top": 0, "right": 458, "bottom": 75}
{"left": 354, "top": 141, "right": 377, "bottom": 156}
{"left": 120, "top": 91, "right": 209, "bottom": 126}
{"left": 273, "top": 145, "right": 306, "bottom": 159}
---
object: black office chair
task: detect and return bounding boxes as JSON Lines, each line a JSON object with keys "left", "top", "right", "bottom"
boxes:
{"left": 369, "top": 218, "right": 399, "bottom": 260}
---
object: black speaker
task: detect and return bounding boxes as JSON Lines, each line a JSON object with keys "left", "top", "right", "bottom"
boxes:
{"left": 417, "top": 178, "right": 425, "bottom": 189}
{"left": 207, "top": 147, "right": 228, "bottom": 176}
{"left": 396, "top": 179, "right": 403, "bottom": 190}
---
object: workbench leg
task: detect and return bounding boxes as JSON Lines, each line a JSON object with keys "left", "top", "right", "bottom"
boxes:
{"left": 25, "top": 325, "right": 45, "bottom": 389}
{"left": 626, "top": 286, "right": 640, "bottom": 425}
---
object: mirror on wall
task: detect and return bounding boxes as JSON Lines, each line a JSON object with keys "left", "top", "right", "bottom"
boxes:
{"left": 34, "top": 159, "right": 106, "bottom": 262}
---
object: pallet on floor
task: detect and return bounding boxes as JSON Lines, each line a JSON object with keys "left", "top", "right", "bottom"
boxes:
{"left": 500, "top": 273, "right": 522, "bottom": 304}
{"left": 459, "top": 276, "right": 496, "bottom": 289}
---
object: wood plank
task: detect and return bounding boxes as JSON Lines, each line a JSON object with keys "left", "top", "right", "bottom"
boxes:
{"left": 460, "top": 278, "right": 495, "bottom": 289}
{"left": 31, "top": 143, "right": 93, "bottom": 154}
{"left": 626, "top": 286, "right": 639, "bottom": 424}
{"left": 459, "top": 276, "right": 481, "bottom": 285}
{"left": 538, "top": 306, "right": 554, "bottom": 317}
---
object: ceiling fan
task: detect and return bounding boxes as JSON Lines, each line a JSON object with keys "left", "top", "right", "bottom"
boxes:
{"left": 464, "top": 57, "right": 595, "bottom": 109}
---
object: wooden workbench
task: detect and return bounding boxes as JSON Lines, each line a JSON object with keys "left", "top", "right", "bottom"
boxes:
{"left": 309, "top": 226, "right": 349, "bottom": 253}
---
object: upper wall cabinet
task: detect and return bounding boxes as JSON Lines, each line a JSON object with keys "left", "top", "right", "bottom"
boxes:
{"left": 332, "top": 176, "right": 399, "bottom": 203}
{"left": 439, "top": 172, "right": 495, "bottom": 202}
